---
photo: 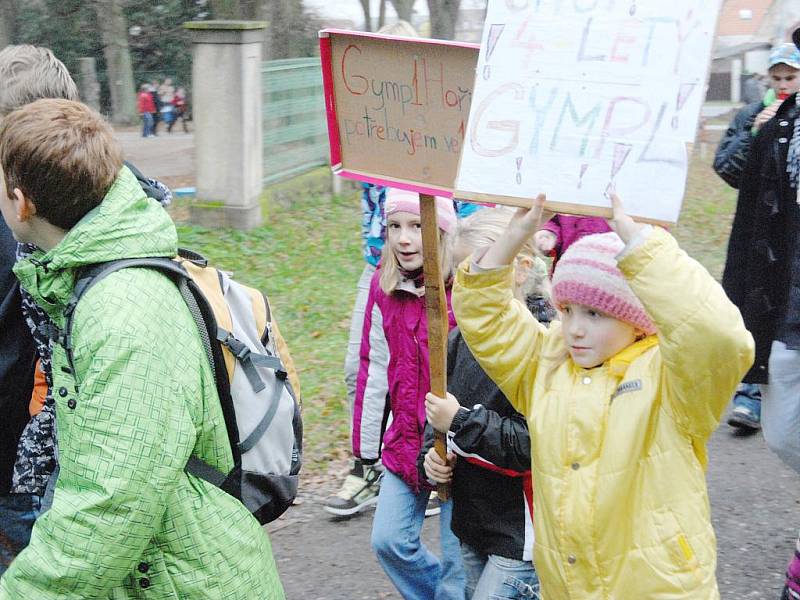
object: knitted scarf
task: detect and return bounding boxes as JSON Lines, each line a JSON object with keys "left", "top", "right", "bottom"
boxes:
{"left": 788, "top": 94, "right": 800, "bottom": 192}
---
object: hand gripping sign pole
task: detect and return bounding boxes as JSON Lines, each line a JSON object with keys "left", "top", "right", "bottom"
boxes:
{"left": 419, "top": 193, "right": 451, "bottom": 501}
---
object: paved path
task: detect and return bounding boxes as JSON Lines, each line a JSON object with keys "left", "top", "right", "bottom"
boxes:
{"left": 116, "top": 129, "right": 195, "bottom": 190}
{"left": 269, "top": 423, "right": 800, "bottom": 599}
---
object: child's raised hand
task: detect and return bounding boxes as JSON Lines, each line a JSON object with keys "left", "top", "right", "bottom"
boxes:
{"left": 425, "top": 392, "right": 461, "bottom": 433}
{"left": 478, "top": 193, "right": 547, "bottom": 268}
{"left": 606, "top": 192, "right": 645, "bottom": 244}
{"left": 423, "top": 447, "right": 455, "bottom": 484}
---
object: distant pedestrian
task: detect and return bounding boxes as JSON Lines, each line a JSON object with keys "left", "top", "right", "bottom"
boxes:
{"left": 168, "top": 86, "right": 189, "bottom": 133}
{"left": 137, "top": 83, "right": 155, "bottom": 137}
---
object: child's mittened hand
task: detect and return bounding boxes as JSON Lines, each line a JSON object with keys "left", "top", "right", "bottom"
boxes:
{"left": 424, "top": 447, "right": 455, "bottom": 484}
{"left": 534, "top": 229, "right": 557, "bottom": 253}
{"left": 606, "top": 192, "right": 645, "bottom": 244}
{"left": 425, "top": 392, "right": 460, "bottom": 432}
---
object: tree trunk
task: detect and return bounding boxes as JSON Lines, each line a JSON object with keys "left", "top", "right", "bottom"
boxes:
{"left": 389, "top": 0, "right": 414, "bottom": 23}
{"left": 93, "top": 0, "right": 137, "bottom": 124}
{"left": 358, "top": 0, "right": 371, "bottom": 31}
{"left": 0, "top": 0, "right": 16, "bottom": 48}
{"left": 378, "top": 0, "right": 387, "bottom": 29}
{"left": 427, "top": 0, "right": 460, "bottom": 40}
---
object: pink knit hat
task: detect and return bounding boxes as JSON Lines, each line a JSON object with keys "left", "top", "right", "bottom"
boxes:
{"left": 384, "top": 189, "right": 457, "bottom": 233}
{"left": 551, "top": 232, "right": 656, "bottom": 335}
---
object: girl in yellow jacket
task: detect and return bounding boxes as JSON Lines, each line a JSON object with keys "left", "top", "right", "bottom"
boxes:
{"left": 449, "top": 194, "right": 754, "bottom": 599}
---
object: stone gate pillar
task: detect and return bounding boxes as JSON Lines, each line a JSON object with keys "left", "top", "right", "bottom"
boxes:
{"left": 184, "top": 20, "right": 266, "bottom": 229}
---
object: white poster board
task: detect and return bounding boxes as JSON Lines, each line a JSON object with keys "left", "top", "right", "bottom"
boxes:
{"left": 455, "top": 0, "right": 722, "bottom": 224}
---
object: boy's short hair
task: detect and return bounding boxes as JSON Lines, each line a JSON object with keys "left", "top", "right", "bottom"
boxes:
{"left": 0, "top": 99, "right": 122, "bottom": 230}
{"left": 0, "top": 45, "right": 79, "bottom": 116}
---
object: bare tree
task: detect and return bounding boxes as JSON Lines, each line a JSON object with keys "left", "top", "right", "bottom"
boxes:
{"left": 358, "top": 0, "right": 372, "bottom": 31}
{"left": 0, "top": 0, "right": 16, "bottom": 48}
{"left": 378, "top": 0, "right": 387, "bottom": 29}
{"left": 427, "top": 0, "right": 460, "bottom": 40}
{"left": 389, "top": 0, "right": 414, "bottom": 22}
{"left": 93, "top": 0, "right": 137, "bottom": 124}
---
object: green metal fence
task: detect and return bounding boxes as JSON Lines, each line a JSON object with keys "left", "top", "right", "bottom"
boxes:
{"left": 262, "top": 57, "right": 329, "bottom": 185}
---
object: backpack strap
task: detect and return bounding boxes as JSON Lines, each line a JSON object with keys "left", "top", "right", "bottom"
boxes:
{"left": 62, "top": 257, "right": 189, "bottom": 390}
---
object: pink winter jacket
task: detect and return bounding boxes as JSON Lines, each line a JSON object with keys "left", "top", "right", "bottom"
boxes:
{"left": 353, "top": 268, "right": 456, "bottom": 491}
{"left": 540, "top": 214, "right": 611, "bottom": 261}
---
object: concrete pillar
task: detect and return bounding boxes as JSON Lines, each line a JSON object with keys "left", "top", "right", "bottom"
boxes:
{"left": 184, "top": 21, "right": 266, "bottom": 230}
{"left": 731, "top": 58, "right": 743, "bottom": 103}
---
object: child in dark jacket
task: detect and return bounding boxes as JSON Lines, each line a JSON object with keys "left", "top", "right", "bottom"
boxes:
{"left": 421, "top": 207, "right": 555, "bottom": 600}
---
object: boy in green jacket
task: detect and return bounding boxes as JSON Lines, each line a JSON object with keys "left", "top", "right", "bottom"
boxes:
{"left": 0, "top": 98, "right": 284, "bottom": 599}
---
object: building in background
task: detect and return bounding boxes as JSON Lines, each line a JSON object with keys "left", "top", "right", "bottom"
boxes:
{"left": 709, "top": 0, "right": 799, "bottom": 102}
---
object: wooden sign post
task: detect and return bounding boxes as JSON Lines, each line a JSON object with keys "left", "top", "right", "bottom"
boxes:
{"left": 419, "top": 194, "right": 450, "bottom": 500}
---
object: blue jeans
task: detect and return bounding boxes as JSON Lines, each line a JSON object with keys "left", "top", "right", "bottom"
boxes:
{"left": 371, "top": 470, "right": 465, "bottom": 600}
{"left": 460, "top": 542, "right": 540, "bottom": 599}
{"left": 141, "top": 112, "right": 154, "bottom": 137}
{"left": 0, "top": 494, "right": 42, "bottom": 575}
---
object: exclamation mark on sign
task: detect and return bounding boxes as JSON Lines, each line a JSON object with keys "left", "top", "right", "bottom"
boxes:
{"left": 607, "top": 143, "right": 632, "bottom": 194}
{"left": 629, "top": 1, "right": 637, "bottom": 16}
{"left": 577, "top": 163, "right": 588, "bottom": 189}
{"left": 483, "top": 24, "right": 506, "bottom": 80}
{"left": 671, "top": 82, "right": 697, "bottom": 130}
{"left": 515, "top": 156, "right": 523, "bottom": 185}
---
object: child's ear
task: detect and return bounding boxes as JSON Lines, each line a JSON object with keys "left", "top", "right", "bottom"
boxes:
{"left": 13, "top": 188, "right": 37, "bottom": 222}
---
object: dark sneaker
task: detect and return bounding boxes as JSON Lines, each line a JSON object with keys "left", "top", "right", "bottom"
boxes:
{"left": 424, "top": 492, "right": 441, "bottom": 518}
{"left": 323, "top": 463, "right": 382, "bottom": 517}
{"left": 727, "top": 384, "right": 761, "bottom": 431}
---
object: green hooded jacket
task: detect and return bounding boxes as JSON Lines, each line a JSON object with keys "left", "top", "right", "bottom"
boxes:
{"left": 0, "top": 167, "right": 284, "bottom": 599}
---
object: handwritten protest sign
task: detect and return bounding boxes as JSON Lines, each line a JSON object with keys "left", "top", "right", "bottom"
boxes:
{"left": 320, "top": 30, "right": 479, "bottom": 196}
{"left": 454, "top": 0, "right": 722, "bottom": 224}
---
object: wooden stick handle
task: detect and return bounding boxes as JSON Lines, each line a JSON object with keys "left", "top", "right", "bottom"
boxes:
{"left": 419, "top": 193, "right": 450, "bottom": 501}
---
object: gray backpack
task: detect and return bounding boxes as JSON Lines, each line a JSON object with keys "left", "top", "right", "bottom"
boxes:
{"left": 59, "top": 249, "right": 303, "bottom": 524}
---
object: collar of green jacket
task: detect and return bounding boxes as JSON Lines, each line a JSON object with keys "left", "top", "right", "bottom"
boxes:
{"left": 13, "top": 165, "right": 177, "bottom": 325}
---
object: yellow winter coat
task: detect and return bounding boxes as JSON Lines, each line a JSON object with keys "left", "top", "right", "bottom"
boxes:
{"left": 452, "top": 228, "right": 754, "bottom": 599}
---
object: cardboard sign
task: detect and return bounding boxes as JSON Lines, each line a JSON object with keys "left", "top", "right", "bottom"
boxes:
{"left": 454, "top": 0, "right": 722, "bottom": 224}
{"left": 320, "top": 30, "right": 479, "bottom": 197}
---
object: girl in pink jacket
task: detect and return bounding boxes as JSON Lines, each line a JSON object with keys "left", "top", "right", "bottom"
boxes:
{"left": 355, "top": 189, "right": 465, "bottom": 599}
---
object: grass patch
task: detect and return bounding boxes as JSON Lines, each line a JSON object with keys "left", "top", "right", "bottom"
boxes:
{"left": 175, "top": 154, "right": 736, "bottom": 473}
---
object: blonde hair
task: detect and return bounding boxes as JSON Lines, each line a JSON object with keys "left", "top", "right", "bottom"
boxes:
{"left": 376, "top": 20, "right": 419, "bottom": 38}
{"left": 0, "top": 99, "right": 122, "bottom": 229}
{"left": 380, "top": 229, "right": 454, "bottom": 295}
{"left": 0, "top": 45, "right": 79, "bottom": 116}
{"left": 455, "top": 206, "right": 550, "bottom": 301}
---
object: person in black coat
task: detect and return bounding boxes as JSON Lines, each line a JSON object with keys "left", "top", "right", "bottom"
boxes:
{"left": 419, "top": 206, "right": 555, "bottom": 600}
{"left": 720, "top": 31, "right": 800, "bottom": 600}
{"left": 0, "top": 217, "right": 36, "bottom": 573}
{"left": 715, "top": 43, "right": 800, "bottom": 432}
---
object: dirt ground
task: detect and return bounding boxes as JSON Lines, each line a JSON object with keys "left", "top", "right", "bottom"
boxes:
{"left": 118, "top": 130, "right": 800, "bottom": 600}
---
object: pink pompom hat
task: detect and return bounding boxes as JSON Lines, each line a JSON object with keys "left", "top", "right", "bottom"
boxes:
{"left": 551, "top": 231, "right": 656, "bottom": 335}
